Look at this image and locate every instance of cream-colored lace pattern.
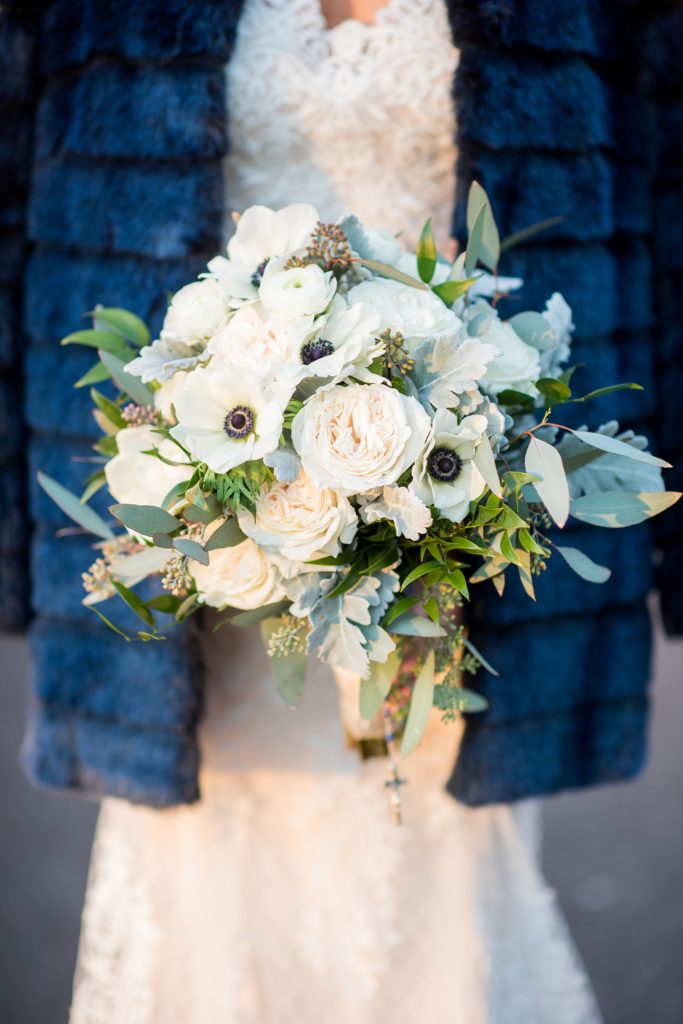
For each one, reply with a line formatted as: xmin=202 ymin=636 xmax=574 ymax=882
xmin=70 ymin=2 xmax=604 ymax=1021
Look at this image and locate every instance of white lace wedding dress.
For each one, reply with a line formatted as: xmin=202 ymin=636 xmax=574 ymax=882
xmin=70 ymin=2 xmax=603 ymax=1022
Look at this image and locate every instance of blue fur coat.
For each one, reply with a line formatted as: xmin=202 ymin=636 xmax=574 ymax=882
xmin=2 ymin=0 xmax=681 ymax=806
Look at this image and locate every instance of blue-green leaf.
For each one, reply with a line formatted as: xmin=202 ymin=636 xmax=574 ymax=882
xmin=389 ymin=613 xmax=446 ymax=637
xmin=508 ymin=312 xmax=555 ymax=351
xmin=111 ymin=579 xmax=155 ymax=625
xmin=555 ymin=545 xmax=611 ymax=583
xmin=466 ymin=181 xmax=500 ymax=271
xmin=572 ymin=429 xmax=670 ymax=468
xmin=99 ymin=350 xmax=154 ymax=406
xmin=231 ymin=600 xmax=291 ymax=627
xmin=89 ymin=307 xmax=150 ymax=347
xmin=401 ymin=652 xmax=435 ymax=756
xmin=525 ymin=436 xmax=569 ymax=527
xmin=204 ymin=517 xmax=246 ymax=551
xmin=110 ymin=503 xmax=180 ymax=536
xmin=173 ymin=537 xmax=209 ymax=565
xmin=465 ymin=202 xmax=487 ymax=276
xmin=570 ymin=490 xmax=681 ymax=528
xmin=38 ymin=471 xmax=114 ymax=540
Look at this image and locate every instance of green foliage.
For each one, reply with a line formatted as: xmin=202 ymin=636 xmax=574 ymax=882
xmin=110 ymin=503 xmax=180 ymax=536
xmin=400 ymin=652 xmax=435 ymax=756
xmin=416 ymin=217 xmax=437 ymax=283
xmin=466 ymin=181 xmax=500 ymax=271
xmin=37 ymin=472 xmax=114 ymax=540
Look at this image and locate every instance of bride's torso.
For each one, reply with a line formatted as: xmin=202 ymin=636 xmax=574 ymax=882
xmin=200 ymin=0 xmax=460 ymax=779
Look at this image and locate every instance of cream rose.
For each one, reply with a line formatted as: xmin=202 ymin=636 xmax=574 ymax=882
xmin=237 ymin=470 xmax=358 ymax=573
xmin=192 ymin=531 xmax=285 ymax=610
xmin=208 ymin=302 xmax=314 ymax=384
xmin=348 ymin=277 xmax=461 ymax=340
xmin=292 ymin=383 xmax=431 ymax=496
xmin=160 ymin=278 xmax=230 ymax=347
xmin=105 ymin=425 xmax=190 ymax=510
xmin=480 ymin=318 xmax=541 ymax=396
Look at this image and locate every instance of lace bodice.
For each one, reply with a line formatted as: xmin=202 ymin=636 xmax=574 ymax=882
xmin=224 ymin=0 xmax=459 ymax=249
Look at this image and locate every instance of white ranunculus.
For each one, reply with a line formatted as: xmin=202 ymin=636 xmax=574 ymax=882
xmin=259 ymin=256 xmax=337 ymax=317
xmin=161 ymin=279 xmax=230 ymax=347
xmin=170 ymin=364 xmax=286 ymax=473
xmin=237 ymin=470 xmax=357 ymax=574
xmin=359 ymin=485 xmax=432 ymax=540
xmin=412 ymin=411 xmax=489 ymax=523
xmin=292 ymin=382 xmax=431 ymax=496
xmin=347 ymin=277 xmax=461 ymax=341
xmin=153 ymin=371 xmax=190 ymax=424
xmin=208 ymin=302 xmax=314 ymax=384
xmin=192 ymin=530 xmax=286 ymax=610
xmin=105 ymin=425 xmax=190 ymax=510
xmin=208 ymin=203 xmax=320 ymax=305
xmin=479 ymin=317 xmax=541 ymax=396
xmin=285 ymin=296 xmax=383 ymax=384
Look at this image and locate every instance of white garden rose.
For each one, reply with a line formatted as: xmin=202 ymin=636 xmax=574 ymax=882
xmin=348 ymin=277 xmax=461 ymax=341
xmin=208 ymin=203 xmax=319 ymax=305
xmin=292 ymin=382 xmax=431 ymax=496
xmin=161 ymin=278 xmax=230 ymax=347
xmin=237 ymin=470 xmax=358 ymax=574
xmin=170 ymin=364 xmax=287 ymax=473
xmin=192 ymin=530 xmax=285 ymax=610
xmin=479 ymin=317 xmax=541 ymax=396
xmin=105 ymin=425 xmax=190 ymax=510
xmin=259 ymin=256 xmax=337 ymax=317
xmin=412 ymin=411 xmax=489 ymax=523
xmin=208 ymin=302 xmax=314 ymax=384
xmin=153 ymin=371 xmax=190 ymax=424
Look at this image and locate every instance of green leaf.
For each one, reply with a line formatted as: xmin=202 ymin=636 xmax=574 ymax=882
xmin=466 ymin=181 xmax=500 ymax=270
xmin=570 ymin=490 xmax=681 ymax=528
xmin=572 ymin=429 xmax=670 ymax=468
xmin=360 ymin=649 xmax=402 ymax=722
xmin=37 ymin=471 xmax=115 ymax=540
xmin=89 ymin=307 xmax=150 ymax=347
xmin=401 ymin=652 xmax=435 ymax=756
xmin=151 ymin=531 xmax=175 ymax=548
xmin=389 ymin=613 xmax=446 ymax=638
xmin=555 ymin=545 xmax=611 ymax=583
xmin=80 ymin=469 xmax=107 ymax=504
xmin=446 ymin=569 xmax=469 ymax=599
xmin=173 ymin=537 xmax=209 ymax=565
xmin=508 ymin=312 xmax=555 ymax=350
xmin=146 ymin=594 xmax=183 ymax=614
xmin=422 ymin=597 xmax=440 ymax=623
xmin=496 ymin=389 xmax=535 ymax=408
xmin=111 ymin=579 xmax=155 ymax=626
xmin=260 ymin=618 xmax=307 ymax=706
xmin=99 ymin=350 xmax=154 ymax=407
xmin=204 ymin=516 xmax=246 ymax=550
xmin=357 ymin=257 xmax=428 ymax=290
xmin=496 ymin=504 xmax=529 ymax=530
xmin=571 ymin=382 xmax=643 ymax=404
xmin=518 ymin=528 xmax=547 ymax=555
xmin=432 ymin=276 xmax=480 ymax=306
xmin=382 ymin=595 xmax=418 ymax=627
xmin=525 ymin=436 xmax=569 ymax=527
xmin=416 ymin=217 xmax=437 ymax=283
xmin=90 ymin=388 xmax=127 ymax=429
xmin=463 ymin=637 xmax=500 ymax=676
xmin=175 ymin=592 xmax=200 ymax=621
xmin=400 ymin=559 xmax=443 ymax=591
xmin=535 ymin=377 xmax=572 ymax=405
xmin=465 ymin=201 xmax=488 ymax=276
xmin=435 ymin=684 xmax=489 ymax=713
xmin=230 ymin=600 xmax=291 ymax=627
xmin=61 ymin=329 xmax=132 ymax=357
xmin=499 ymin=216 xmax=565 ymax=254
xmin=88 ymin=605 xmax=133 ymax=640
xmin=110 ymin=503 xmax=180 ymax=536
xmin=75 ymin=361 xmax=110 ymax=388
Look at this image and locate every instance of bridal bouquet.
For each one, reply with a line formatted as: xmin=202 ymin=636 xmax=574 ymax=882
xmin=40 ymin=184 xmax=680 ymax=764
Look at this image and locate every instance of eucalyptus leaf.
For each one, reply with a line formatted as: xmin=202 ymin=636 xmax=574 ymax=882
xmin=466 ymin=181 xmax=500 ymax=270
xmin=260 ymin=618 xmax=307 ymax=706
xmin=109 ymin=546 xmax=168 ymax=579
xmin=204 ymin=517 xmax=246 ymax=550
xmin=499 ymin=215 xmax=565 ymax=253
xmin=525 ymin=436 xmax=569 ymax=527
xmin=463 ymin=637 xmax=500 ymax=676
xmin=401 ymin=652 xmax=435 ymax=756
xmin=572 ymin=429 xmax=670 ymax=468
xmin=38 ymin=471 xmax=114 ymax=540
xmin=570 ymin=490 xmax=681 ymax=528
xmin=389 ymin=612 xmax=446 ymax=638
xmin=555 ymin=545 xmax=612 ymax=583
xmin=173 ymin=537 xmax=209 ymax=565
xmin=357 ymin=257 xmax=428 ymax=290
xmin=99 ymin=350 xmax=154 ymax=407
xmin=508 ymin=312 xmax=555 ymax=351
xmin=110 ymin=503 xmax=180 ymax=536
xmin=465 ymin=202 xmax=487 ymax=276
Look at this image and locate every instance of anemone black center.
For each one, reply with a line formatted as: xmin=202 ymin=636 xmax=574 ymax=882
xmin=427 ymin=446 xmax=463 ymax=483
xmin=250 ymin=259 xmax=269 ymax=288
xmin=224 ymin=405 xmax=255 ymax=440
xmin=301 ymin=338 xmax=335 ymax=365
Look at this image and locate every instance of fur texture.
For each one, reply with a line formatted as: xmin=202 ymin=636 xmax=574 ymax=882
xmin=4 ymin=0 xmax=682 ymax=806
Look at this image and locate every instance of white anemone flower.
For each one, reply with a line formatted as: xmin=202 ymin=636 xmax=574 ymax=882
xmin=259 ymin=256 xmax=337 ymax=317
xmin=207 ymin=302 xmax=314 ymax=385
xmin=170 ymin=364 xmax=286 ymax=473
xmin=285 ymin=296 xmax=383 ymax=384
xmin=207 ymin=203 xmax=319 ymax=306
xmin=412 ymin=411 xmax=489 ymax=523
